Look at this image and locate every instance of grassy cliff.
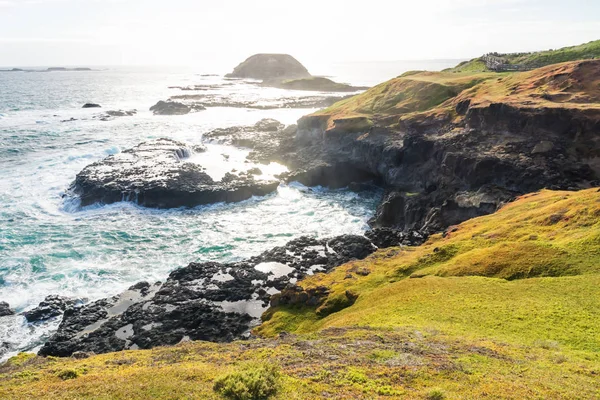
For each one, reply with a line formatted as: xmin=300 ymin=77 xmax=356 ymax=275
xmin=447 ymin=39 xmax=600 ymax=73
xmin=303 ymin=59 xmax=600 ymax=133
xmin=1 ymin=188 xmax=599 ymax=399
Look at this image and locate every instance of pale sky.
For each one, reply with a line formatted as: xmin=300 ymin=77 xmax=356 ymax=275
xmin=0 ymin=0 xmax=598 ymax=68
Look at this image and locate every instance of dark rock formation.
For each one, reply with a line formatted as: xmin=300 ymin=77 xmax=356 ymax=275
xmin=82 ymin=103 xmax=101 ymax=108
xmin=23 ymin=295 xmax=79 ymax=323
xmin=226 ymin=54 xmax=311 ymax=81
xmin=267 ymin=77 xmax=368 ymax=93
xmin=285 ymin=101 xmax=600 ymax=233
xmin=150 ymin=100 xmax=202 ymax=115
xmin=95 ymin=110 xmax=137 ymax=121
xmin=365 ymin=228 xmax=427 ymax=248
xmin=70 ymin=138 xmax=279 ymax=208
xmin=0 ymin=302 xmax=14 ymax=317
xmin=39 ymin=234 xmax=378 ymax=357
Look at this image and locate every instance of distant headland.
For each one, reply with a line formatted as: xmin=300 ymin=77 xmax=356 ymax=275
xmin=0 ymin=67 xmax=95 ymax=72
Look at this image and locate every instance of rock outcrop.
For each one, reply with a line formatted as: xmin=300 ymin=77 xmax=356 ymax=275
xmin=70 ymin=138 xmax=279 ymax=208
xmin=23 ymin=295 xmax=79 ymax=323
xmin=281 ymin=61 xmax=600 ymax=233
xmin=150 ymin=100 xmax=204 ymax=115
xmin=39 ymin=234 xmax=378 ymax=357
xmin=226 ymin=54 xmax=311 ymax=81
xmin=0 ymin=302 xmax=14 ymax=317
xmin=267 ymin=77 xmax=368 ymax=93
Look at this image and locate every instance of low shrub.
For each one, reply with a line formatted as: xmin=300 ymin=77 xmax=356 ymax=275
xmin=213 ymin=362 xmax=280 ymax=400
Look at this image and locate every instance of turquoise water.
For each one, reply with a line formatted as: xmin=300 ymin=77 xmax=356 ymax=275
xmin=0 ymin=61 xmax=459 ymax=357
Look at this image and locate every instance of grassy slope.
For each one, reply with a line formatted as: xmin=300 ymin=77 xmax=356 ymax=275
xmin=1 ymin=188 xmax=599 ymax=399
xmin=309 ymin=59 xmax=600 ymax=131
xmin=446 ymin=39 xmax=600 ymax=73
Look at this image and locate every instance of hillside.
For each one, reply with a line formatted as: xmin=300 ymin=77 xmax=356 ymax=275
xmin=1 ymin=188 xmax=599 ymax=399
xmin=447 ymin=39 xmax=600 ymax=73
xmin=308 ymin=59 xmax=600 ymax=131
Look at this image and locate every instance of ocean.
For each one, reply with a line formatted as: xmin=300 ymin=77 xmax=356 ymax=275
xmin=0 ymin=59 xmax=462 ymax=359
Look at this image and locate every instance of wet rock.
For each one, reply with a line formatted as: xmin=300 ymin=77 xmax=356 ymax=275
xmin=254 ymin=118 xmax=284 ymax=132
xmin=150 ymin=100 xmax=193 ymax=115
xmin=226 ymin=54 xmax=311 ymax=81
xmin=39 ymin=234 xmax=378 ymax=357
xmin=70 ymin=138 xmax=279 ymax=208
xmin=82 ymin=103 xmax=101 ymax=108
xmin=23 ymin=295 xmax=79 ymax=323
xmin=365 ymin=228 xmax=427 ymax=248
xmin=0 ymin=302 xmax=14 ymax=317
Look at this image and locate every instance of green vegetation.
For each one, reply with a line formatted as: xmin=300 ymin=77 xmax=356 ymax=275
xmin=213 ymin=362 xmax=280 ymax=400
xmin=306 ymin=57 xmax=600 ymax=134
xmin=56 ymin=369 xmax=80 ymax=380
xmin=446 ymin=39 xmax=600 ymax=72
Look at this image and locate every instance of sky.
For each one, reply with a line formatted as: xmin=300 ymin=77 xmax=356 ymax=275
xmin=0 ymin=0 xmax=599 ymax=69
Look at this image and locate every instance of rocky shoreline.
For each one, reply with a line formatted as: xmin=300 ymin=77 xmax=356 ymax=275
xmin=34 ymin=232 xmax=425 ymax=357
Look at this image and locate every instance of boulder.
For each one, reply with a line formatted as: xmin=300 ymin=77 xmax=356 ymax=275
xmin=82 ymin=103 xmax=101 ymax=108
xmin=226 ymin=54 xmax=311 ymax=81
xmin=23 ymin=295 xmax=79 ymax=323
xmin=0 ymin=302 xmax=14 ymax=317
xmin=70 ymin=138 xmax=280 ymax=208
xmin=149 ymin=100 xmax=193 ymax=115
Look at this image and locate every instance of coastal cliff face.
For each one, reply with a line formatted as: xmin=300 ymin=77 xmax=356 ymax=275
xmin=288 ymin=60 xmax=600 ymax=233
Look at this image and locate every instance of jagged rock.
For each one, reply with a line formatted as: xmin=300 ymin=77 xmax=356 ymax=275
xmin=23 ymin=295 xmax=79 ymax=322
xmin=70 ymin=138 xmax=279 ymax=208
xmin=0 ymin=302 xmax=14 ymax=317
xmin=365 ymin=228 xmax=426 ymax=248
xmin=226 ymin=54 xmax=311 ymax=80
xmin=82 ymin=103 xmax=101 ymax=108
xmin=254 ymin=118 xmax=284 ymax=132
xmin=150 ymin=100 xmax=196 ymax=115
xmin=39 ymin=234 xmax=378 ymax=357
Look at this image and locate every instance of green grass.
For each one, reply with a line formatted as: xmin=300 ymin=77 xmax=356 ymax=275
xmin=259 ymin=188 xmax=600 ymax=351
xmin=445 ymin=39 xmax=600 ymax=72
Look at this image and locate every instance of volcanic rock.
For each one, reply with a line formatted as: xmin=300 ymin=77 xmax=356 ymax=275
xmin=23 ymin=295 xmax=79 ymax=323
xmin=38 ymin=234 xmax=378 ymax=357
xmin=0 ymin=302 xmax=14 ymax=317
xmin=150 ymin=100 xmax=198 ymax=115
xmin=70 ymin=138 xmax=279 ymax=208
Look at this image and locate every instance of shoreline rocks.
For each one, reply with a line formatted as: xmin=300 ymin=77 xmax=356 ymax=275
xmin=23 ymin=295 xmax=79 ymax=323
xmin=70 ymin=138 xmax=279 ymax=208
xmin=38 ymin=234 xmax=384 ymax=357
xmin=0 ymin=302 xmax=14 ymax=317
xmin=150 ymin=100 xmax=205 ymax=115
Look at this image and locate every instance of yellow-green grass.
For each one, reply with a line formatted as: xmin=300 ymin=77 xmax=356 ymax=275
xmin=445 ymin=39 xmax=600 ymax=73
xmin=309 ymin=59 xmax=600 ymax=132
xmin=1 ymin=327 xmax=599 ymax=399
xmin=259 ymin=189 xmax=600 ymax=347
xmin=313 ymin=71 xmax=496 ymax=124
